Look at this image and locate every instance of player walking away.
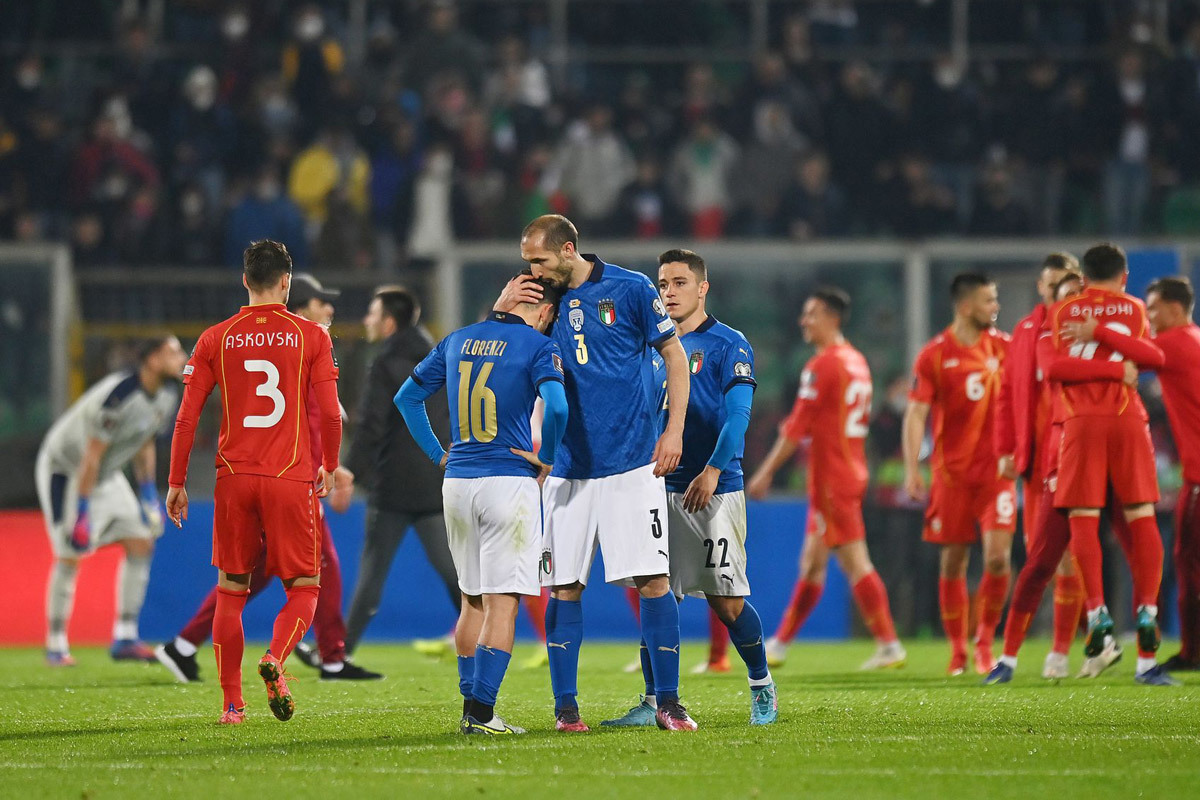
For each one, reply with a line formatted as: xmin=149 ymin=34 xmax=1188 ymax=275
xmin=992 ymin=254 xmax=1087 ymax=679
xmin=496 ymin=214 xmax=694 ymax=732
xmin=747 ymin=288 xmax=905 ymax=672
xmin=984 ymin=273 xmax=1142 ymax=684
xmin=155 ymin=275 xmax=381 ymax=683
xmin=166 ymin=240 xmax=348 ymax=724
xmin=604 ymin=250 xmax=777 ymax=728
xmin=37 ymin=336 xmax=186 ymax=666
xmin=1146 ymin=277 xmax=1200 ymax=672
xmin=342 ymin=286 xmax=462 ymax=659
xmin=394 ymin=276 xmax=569 ymax=735
xmin=1048 ymin=243 xmax=1177 ymax=687
xmin=903 ymin=273 xmax=1014 ymax=676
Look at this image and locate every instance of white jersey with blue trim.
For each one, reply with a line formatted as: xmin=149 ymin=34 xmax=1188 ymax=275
xmin=552 ymin=254 xmax=676 ymax=479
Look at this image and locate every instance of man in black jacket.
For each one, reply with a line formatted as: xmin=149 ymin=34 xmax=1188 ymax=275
xmin=343 ymin=286 xmax=461 ymax=654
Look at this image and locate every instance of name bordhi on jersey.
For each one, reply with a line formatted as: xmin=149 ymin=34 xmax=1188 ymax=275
xmin=1051 ymin=286 xmax=1150 ymax=420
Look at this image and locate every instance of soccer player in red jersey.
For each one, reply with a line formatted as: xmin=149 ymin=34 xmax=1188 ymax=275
xmin=748 ymin=288 xmax=904 ymax=671
xmin=1145 ymin=277 xmax=1200 ymax=672
xmin=165 ymin=240 xmax=347 ymax=723
xmin=903 ymin=273 xmax=1014 ymax=676
xmin=1048 ymin=242 xmax=1176 ymax=686
xmin=993 ymin=253 xmax=1086 ymax=678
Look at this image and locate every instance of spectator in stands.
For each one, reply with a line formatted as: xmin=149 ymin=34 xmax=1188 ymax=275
xmin=668 ymin=115 xmax=740 ymax=239
xmin=168 ymin=65 xmax=237 ymax=208
xmin=396 ymin=140 xmax=468 ymax=266
xmin=484 ymin=35 xmax=551 ymax=111
xmin=404 ymin=0 xmax=485 ymax=97
xmin=111 ymin=20 xmax=173 ymax=144
xmin=777 ymin=150 xmax=848 ymax=240
xmin=615 ymin=154 xmax=678 ymax=238
xmin=912 ymin=54 xmax=984 ymax=225
xmin=672 ymin=62 xmax=729 ymax=134
xmin=730 ymin=99 xmax=807 ymax=235
xmin=547 ymin=104 xmax=634 ymax=235
xmin=215 ymin=5 xmax=258 ymax=111
xmin=968 ymin=157 xmax=1032 ymax=236
xmin=14 ymin=108 xmax=69 ymax=234
xmin=823 ymin=62 xmax=893 ymax=230
xmin=70 ymin=210 xmax=110 ymax=266
xmin=733 ymin=51 xmax=822 ymax=146
xmin=287 ymin=125 xmax=371 ymax=236
xmin=455 ymin=108 xmax=507 ymax=238
xmin=1167 ymin=21 xmax=1200 ymax=182
xmin=615 ymin=71 xmax=675 ymax=156
xmin=68 ymin=111 xmax=160 ymax=220
xmin=1003 ymin=57 xmax=1067 ymax=232
xmin=282 ymin=4 xmax=345 ymax=134
xmin=884 ymin=152 xmax=957 ymax=238
xmin=1099 ymin=48 xmax=1164 ymax=235
xmin=1056 ymin=75 xmax=1108 ymax=231
xmin=224 ymin=165 xmax=307 ymax=266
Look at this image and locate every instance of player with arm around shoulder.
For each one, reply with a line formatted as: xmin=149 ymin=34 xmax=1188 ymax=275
xmin=746 ymin=287 xmax=905 ymax=673
xmin=394 ymin=275 xmax=569 ymax=735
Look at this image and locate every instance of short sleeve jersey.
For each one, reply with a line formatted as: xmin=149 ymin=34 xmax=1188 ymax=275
xmin=910 ymin=326 xmax=1010 ymax=485
xmin=551 ymin=255 xmax=676 ymax=479
xmin=411 ymin=311 xmax=565 ymax=479
xmin=781 ymin=342 xmax=872 ymax=498
xmin=1049 ymin=286 xmax=1151 ymax=420
xmin=1154 ymin=322 xmax=1200 ymax=485
xmin=183 ymin=302 xmax=339 ymax=482
xmin=39 ymin=371 xmax=178 ymax=479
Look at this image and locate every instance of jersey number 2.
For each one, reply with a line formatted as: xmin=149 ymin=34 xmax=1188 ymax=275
xmin=243 ymin=360 xmax=285 ymax=429
xmin=457 ymin=362 xmax=498 ymax=443
xmin=844 ymin=379 xmax=871 ymax=438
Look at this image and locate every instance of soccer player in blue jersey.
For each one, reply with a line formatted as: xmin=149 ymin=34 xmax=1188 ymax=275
xmin=395 ymin=275 xmax=570 ymax=735
xmin=496 ymin=214 xmax=694 ymax=732
xmin=604 ymin=249 xmax=777 ymax=727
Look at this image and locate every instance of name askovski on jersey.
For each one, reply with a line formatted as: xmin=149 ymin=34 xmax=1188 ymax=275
xmin=224 ymin=331 xmax=301 ymax=349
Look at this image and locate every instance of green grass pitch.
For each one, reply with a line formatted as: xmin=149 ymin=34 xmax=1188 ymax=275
xmin=3 ymin=639 xmax=1199 ymax=799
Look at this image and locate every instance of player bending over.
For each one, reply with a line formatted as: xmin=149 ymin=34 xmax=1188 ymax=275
xmin=166 ymin=240 xmax=347 ymax=723
xmin=37 ymin=336 xmax=186 ymax=665
xmin=604 ymin=249 xmax=776 ymax=727
xmin=748 ymin=287 xmax=905 ymax=671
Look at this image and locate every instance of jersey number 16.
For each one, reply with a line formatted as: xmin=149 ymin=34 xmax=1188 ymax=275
xmin=457 ymin=361 xmax=498 ymax=443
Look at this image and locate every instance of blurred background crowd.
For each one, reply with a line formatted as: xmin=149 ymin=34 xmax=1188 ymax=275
xmin=6 ymin=1 xmax=1200 ymax=273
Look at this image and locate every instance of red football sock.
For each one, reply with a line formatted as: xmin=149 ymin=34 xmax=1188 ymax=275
xmin=269 ymin=585 xmax=320 ymax=665
xmin=774 ymin=579 xmax=823 ymax=643
xmin=1126 ymin=515 xmax=1164 ymax=608
xmin=974 ymin=571 xmax=1010 ymax=647
xmin=851 ymin=571 xmax=897 ymax=644
xmin=1068 ymin=515 xmax=1105 ymax=611
xmin=523 ymin=591 xmax=548 ymax=642
xmin=625 ymin=587 xmax=641 ymax=622
xmin=938 ymin=577 xmax=968 ymax=657
xmin=213 ymin=587 xmax=249 ymax=710
xmin=708 ymin=609 xmax=729 ymax=663
xmin=1051 ymin=572 xmax=1084 ymax=654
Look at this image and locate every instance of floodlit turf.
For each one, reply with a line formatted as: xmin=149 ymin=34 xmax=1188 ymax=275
xmin=2 ymin=639 xmax=1198 ymax=799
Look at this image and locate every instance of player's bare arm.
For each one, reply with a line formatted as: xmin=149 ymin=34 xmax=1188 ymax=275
xmin=132 ymin=439 xmax=155 ymax=484
xmin=165 ymin=486 xmax=188 ymax=528
xmin=510 ymin=448 xmax=552 ymax=486
xmin=493 ymin=273 xmax=544 ymax=313
xmin=747 ymin=435 xmax=799 ymax=500
xmin=901 ymin=400 xmax=931 ymax=500
xmin=682 ymin=465 xmax=721 ymax=513
xmin=76 ymin=436 xmax=109 ymax=499
xmin=328 ymin=465 xmax=355 ymax=513
xmin=652 ymin=335 xmax=690 ymax=477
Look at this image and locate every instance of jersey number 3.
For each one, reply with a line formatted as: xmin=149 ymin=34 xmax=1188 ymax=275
xmin=457 ymin=361 xmax=498 ymax=443
xmin=243 ymin=360 xmax=285 ymax=429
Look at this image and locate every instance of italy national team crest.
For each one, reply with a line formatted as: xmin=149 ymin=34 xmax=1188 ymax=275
xmin=540 ymin=549 xmax=553 ymax=575
xmin=689 ymin=350 xmax=704 ymax=374
xmin=598 ymin=299 xmax=616 ymax=326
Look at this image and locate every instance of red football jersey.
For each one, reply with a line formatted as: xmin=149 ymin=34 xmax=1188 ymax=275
xmin=1049 ymin=286 xmax=1151 ymax=419
xmin=781 ymin=341 xmax=872 ymax=498
xmin=1155 ymin=322 xmax=1200 ymax=485
xmin=177 ymin=303 xmax=339 ymax=483
xmin=910 ymin=326 xmax=1010 ymax=485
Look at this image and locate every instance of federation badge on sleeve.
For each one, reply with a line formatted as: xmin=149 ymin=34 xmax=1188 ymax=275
xmin=733 ymin=362 xmax=752 ymax=377
xmin=552 ymin=353 xmax=564 ymax=373
xmin=689 ymin=350 xmax=704 ymax=374
xmin=568 ymin=307 xmax=584 ymax=331
xmin=598 ymin=299 xmax=616 ymax=326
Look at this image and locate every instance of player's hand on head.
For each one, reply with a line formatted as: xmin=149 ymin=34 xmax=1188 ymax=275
xmin=652 ymin=429 xmax=683 ymax=477
xmin=1122 ymin=359 xmax=1138 ymax=386
xmin=683 ymin=466 xmax=720 ymax=513
xmin=165 ymin=487 xmax=189 ymax=528
xmin=494 ymin=274 xmax=544 ymax=313
xmin=997 ymin=454 xmax=1017 ymax=481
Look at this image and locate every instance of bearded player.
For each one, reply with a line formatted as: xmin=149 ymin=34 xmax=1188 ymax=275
xmin=166 ymin=240 xmax=347 ymax=723
xmin=746 ymin=287 xmax=904 ymax=671
xmin=903 ymin=273 xmax=1013 ymax=676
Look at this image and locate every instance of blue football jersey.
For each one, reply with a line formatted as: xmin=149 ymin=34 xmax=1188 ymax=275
xmin=411 ymin=312 xmax=564 ymax=479
xmin=551 ymin=255 xmax=676 ymax=479
xmin=659 ymin=316 xmax=756 ymax=494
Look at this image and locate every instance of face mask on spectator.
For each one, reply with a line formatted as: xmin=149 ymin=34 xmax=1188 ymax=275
xmin=223 ymin=11 xmax=249 ymax=41
xmin=186 ymin=67 xmax=218 ymax=111
xmin=296 ymin=13 xmax=324 ymax=42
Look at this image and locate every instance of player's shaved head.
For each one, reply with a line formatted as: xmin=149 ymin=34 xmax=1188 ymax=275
xmin=1081 ymin=242 xmax=1127 ymax=282
xmin=658 ymin=248 xmax=707 ymax=282
xmin=243 ymin=239 xmax=293 ymax=292
xmin=522 ymin=214 xmax=578 ymax=253
xmin=810 ymin=286 xmax=850 ymax=323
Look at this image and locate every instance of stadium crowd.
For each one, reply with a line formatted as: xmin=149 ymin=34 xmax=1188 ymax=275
xmin=6 ymin=2 xmax=1200 ymax=272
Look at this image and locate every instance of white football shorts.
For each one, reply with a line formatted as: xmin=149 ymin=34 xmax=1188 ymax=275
xmin=667 ymin=490 xmax=751 ymax=598
xmin=442 ymin=475 xmax=542 ymax=596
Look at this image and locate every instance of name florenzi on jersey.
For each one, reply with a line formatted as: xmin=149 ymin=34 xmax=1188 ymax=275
xmin=460 ymin=338 xmax=508 ymax=357
xmin=225 ymin=331 xmax=300 ymax=349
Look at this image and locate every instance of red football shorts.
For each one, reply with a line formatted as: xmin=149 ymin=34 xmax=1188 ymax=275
xmin=213 ymin=474 xmax=321 ymax=579
xmin=806 ymin=484 xmax=865 ymax=548
xmin=1054 ymin=415 xmax=1159 ymax=509
xmin=923 ymin=475 xmax=1017 ymax=545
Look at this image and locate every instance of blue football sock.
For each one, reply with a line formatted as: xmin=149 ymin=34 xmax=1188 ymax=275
xmin=727 ymin=601 xmax=771 ymax=685
xmin=545 ymin=597 xmax=583 ymax=710
xmin=639 ymin=638 xmax=655 ymax=698
xmin=457 ymin=655 xmax=475 ymax=714
xmin=639 ymin=593 xmax=680 ymax=704
xmin=471 ymin=645 xmax=512 ymax=721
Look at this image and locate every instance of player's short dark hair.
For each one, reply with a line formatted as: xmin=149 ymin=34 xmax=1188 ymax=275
xmin=522 ymin=214 xmax=578 ymax=252
xmin=1053 ymin=272 xmax=1083 ymax=299
xmin=1081 ymin=242 xmax=1127 ymax=281
xmin=136 ymin=334 xmax=175 ymax=363
xmin=1147 ymin=276 xmax=1195 ymax=314
xmin=1041 ymin=251 xmax=1080 ymax=276
xmin=243 ymin=239 xmax=293 ymax=291
xmin=810 ymin=286 xmax=851 ymax=322
xmin=950 ymin=272 xmax=994 ymax=303
xmin=374 ymin=286 xmax=420 ymax=329
xmin=517 ymin=269 xmax=566 ymax=313
xmin=658 ymin=248 xmax=707 ymax=282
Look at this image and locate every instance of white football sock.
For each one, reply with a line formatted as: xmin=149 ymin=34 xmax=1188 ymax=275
xmin=46 ymin=561 xmax=78 ymax=651
xmin=114 ymin=551 xmax=152 ymax=641
xmin=173 ymin=636 xmax=198 ymax=657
